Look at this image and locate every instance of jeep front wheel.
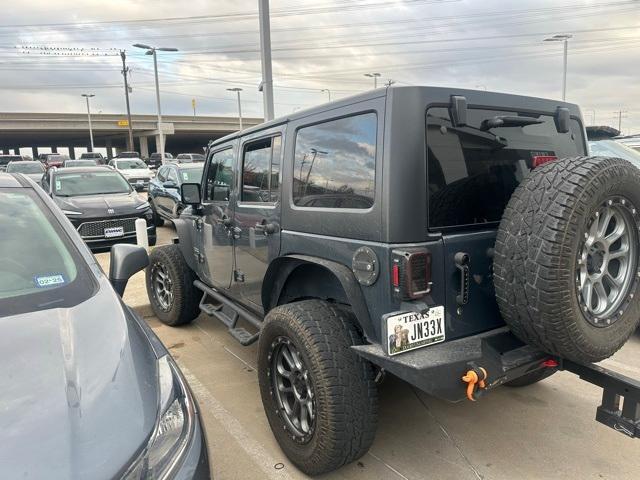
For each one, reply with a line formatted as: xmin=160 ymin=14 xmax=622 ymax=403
xmin=257 ymin=300 xmax=378 ymax=476
xmin=145 ymin=245 xmax=200 ymax=326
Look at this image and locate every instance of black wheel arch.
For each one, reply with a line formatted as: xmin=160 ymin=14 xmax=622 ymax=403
xmin=262 ymin=255 xmax=376 ymax=341
xmin=172 ymin=218 xmax=198 ymax=272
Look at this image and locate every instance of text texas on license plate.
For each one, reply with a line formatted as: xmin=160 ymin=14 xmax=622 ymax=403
xmin=385 ymin=306 xmax=445 ymax=356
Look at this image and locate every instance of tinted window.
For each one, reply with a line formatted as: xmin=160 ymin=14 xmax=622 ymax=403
xmin=241 ymin=135 xmax=281 ymax=203
xmin=427 ymin=107 xmax=586 ymax=228
xmin=0 ymin=189 xmax=95 ymax=316
xmin=7 ymin=162 xmax=44 ymax=174
xmin=293 ymin=113 xmax=376 ymax=209
xmin=205 ymin=148 xmax=234 ymax=201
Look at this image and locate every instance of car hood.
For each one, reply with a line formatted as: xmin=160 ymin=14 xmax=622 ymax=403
xmin=119 ymin=168 xmax=152 ymax=178
xmin=0 ymin=277 xmax=159 ymax=479
xmin=56 ymin=193 xmax=145 ymax=217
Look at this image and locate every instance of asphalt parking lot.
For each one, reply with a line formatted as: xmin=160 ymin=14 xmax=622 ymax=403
xmin=96 ymin=225 xmax=640 ymax=480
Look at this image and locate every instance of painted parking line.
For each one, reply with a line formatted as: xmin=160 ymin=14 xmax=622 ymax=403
xmin=181 ymin=366 xmax=295 ymax=480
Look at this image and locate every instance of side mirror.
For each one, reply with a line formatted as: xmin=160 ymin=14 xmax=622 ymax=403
xmin=163 ymin=180 xmax=178 ymax=189
xmin=181 ymin=182 xmax=202 ymax=205
xmin=109 ymin=244 xmax=149 ymax=296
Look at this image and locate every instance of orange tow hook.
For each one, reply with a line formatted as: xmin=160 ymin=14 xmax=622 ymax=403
xmin=461 ymin=367 xmax=488 ymax=402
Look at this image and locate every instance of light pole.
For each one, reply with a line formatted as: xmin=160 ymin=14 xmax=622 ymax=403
xmin=81 ymin=93 xmax=95 ymax=152
xmin=227 ymin=88 xmax=244 ymax=130
xmin=364 ymin=73 xmax=381 ymax=89
xmin=321 ymin=88 xmax=331 ymax=102
xmin=544 ymin=34 xmax=572 ymax=101
xmin=133 ymin=43 xmax=178 ymax=159
xmin=119 ymin=50 xmax=134 ymax=151
xmin=258 ymin=0 xmax=274 ymax=121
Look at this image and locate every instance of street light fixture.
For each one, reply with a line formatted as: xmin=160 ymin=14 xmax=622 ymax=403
xmin=544 ymin=34 xmax=572 ymax=101
xmin=364 ymin=73 xmax=381 ymax=89
xmin=81 ymin=93 xmax=95 ymax=152
xmin=226 ymin=88 xmax=244 ymax=131
xmin=133 ymin=43 xmax=178 ymax=159
xmin=321 ymin=88 xmax=331 ymax=102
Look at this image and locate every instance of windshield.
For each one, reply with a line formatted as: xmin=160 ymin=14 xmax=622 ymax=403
xmin=0 ymin=189 xmax=95 ymax=315
xmin=589 ymin=140 xmax=640 ymax=168
xmin=65 ymin=160 xmax=97 ymax=167
xmin=179 ymin=167 xmax=204 ymax=183
xmin=54 ymin=171 xmax=132 ymax=196
xmin=116 ymin=159 xmax=146 ymax=169
xmin=0 ymin=156 xmax=22 ymax=165
xmin=6 ymin=162 xmax=44 ymax=174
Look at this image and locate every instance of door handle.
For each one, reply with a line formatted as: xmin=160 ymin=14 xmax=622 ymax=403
xmin=255 ymin=220 xmax=278 ymax=235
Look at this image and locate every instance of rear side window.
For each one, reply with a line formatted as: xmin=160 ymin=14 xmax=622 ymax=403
xmin=293 ymin=113 xmax=376 ymax=209
xmin=204 ymin=148 xmax=234 ymax=201
xmin=241 ymin=135 xmax=281 ymax=204
xmin=427 ymin=107 xmax=586 ymax=228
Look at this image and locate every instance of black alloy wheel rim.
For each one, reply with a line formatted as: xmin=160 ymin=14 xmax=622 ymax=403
xmin=268 ymin=336 xmax=316 ymax=443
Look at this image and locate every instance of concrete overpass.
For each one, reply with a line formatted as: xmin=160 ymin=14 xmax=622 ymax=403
xmin=0 ymin=112 xmax=262 ymax=158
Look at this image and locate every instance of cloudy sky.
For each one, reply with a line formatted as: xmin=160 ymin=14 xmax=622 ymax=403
xmin=1 ymin=0 xmax=639 ymax=134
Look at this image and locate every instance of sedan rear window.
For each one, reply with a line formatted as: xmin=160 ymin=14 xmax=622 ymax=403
xmin=54 ymin=171 xmax=131 ymax=196
xmin=7 ymin=162 xmax=44 ymax=174
xmin=0 ymin=189 xmax=95 ymax=316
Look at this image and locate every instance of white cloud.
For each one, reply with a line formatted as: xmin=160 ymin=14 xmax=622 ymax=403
xmin=0 ymin=0 xmax=638 ymax=133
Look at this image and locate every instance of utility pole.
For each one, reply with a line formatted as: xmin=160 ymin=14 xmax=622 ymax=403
xmin=120 ymin=50 xmax=134 ymax=151
xmin=258 ymin=0 xmax=274 ymax=121
xmin=192 ymin=98 xmax=196 ymax=117
xmin=81 ymin=94 xmax=95 ymax=152
xmin=613 ymin=110 xmax=628 ymax=133
xmin=227 ymin=88 xmax=244 ymax=130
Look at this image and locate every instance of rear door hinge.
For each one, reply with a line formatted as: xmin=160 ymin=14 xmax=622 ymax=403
xmin=234 ymin=270 xmax=245 ymax=282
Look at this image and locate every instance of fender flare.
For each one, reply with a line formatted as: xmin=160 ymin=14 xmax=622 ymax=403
xmin=172 ymin=218 xmax=198 ymax=272
xmin=262 ymin=254 xmax=376 ymax=341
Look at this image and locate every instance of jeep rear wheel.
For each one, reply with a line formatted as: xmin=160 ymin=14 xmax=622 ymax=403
xmin=145 ymin=245 xmax=200 ymax=326
xmin=494 ymin=156 xmax=640 ymax=363
xmin=257 ymin=300 xmax=378 ymax=476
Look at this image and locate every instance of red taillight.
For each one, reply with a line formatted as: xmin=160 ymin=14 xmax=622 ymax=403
xmin=391 ymin=249 xmax=432 ymax=300
xmin=392 ymin=264 xmax=400 ymax=288
xmin=532 ymin=155 xmax=557 ymax=168
xmin=542 ymin=359 xmax=559 ymax=368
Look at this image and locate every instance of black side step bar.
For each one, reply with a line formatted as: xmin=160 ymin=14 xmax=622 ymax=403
xmin=194 ymin=280 xmax=263 ymax=346
xmin=562 ymin=359 xmax=640 ymax=439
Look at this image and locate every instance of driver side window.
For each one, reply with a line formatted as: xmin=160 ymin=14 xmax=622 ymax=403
xmin=205 ymin=148 xmax=234 ymax=202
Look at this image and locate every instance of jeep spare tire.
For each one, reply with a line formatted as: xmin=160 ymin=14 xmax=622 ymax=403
xmin=494 ymin=156 xmax=640 ymax=363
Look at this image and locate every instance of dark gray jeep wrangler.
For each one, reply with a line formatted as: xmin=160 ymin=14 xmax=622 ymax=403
xmin=146 ymin=86 xmax=640 ymax=475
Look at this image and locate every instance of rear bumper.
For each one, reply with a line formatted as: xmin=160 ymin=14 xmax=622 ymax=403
xmin=352 ymin=327 xmax=550 ymax=402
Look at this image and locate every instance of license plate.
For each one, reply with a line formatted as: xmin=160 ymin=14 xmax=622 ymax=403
xmin=104 ymin=226 xmax=124 ymax=238
xmin=385 ymin=306 xmax=445 ymax=356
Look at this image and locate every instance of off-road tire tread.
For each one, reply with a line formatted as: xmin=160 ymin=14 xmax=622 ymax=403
xmin=146 ymin=244 xmax=199 ymax=326
xmin=494 ymin=156 xmax=640 ymax=363
xmin=258 ymin=300 xmax=378 ymax=476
